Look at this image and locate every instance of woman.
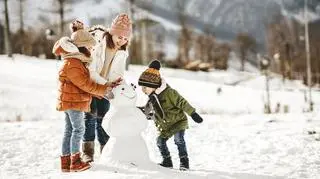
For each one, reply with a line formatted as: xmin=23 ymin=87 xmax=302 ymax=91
xmin=53 ymin=20 xmax=121 ymax=172
xmin=82 ymin=13 xmax=132 ymax=163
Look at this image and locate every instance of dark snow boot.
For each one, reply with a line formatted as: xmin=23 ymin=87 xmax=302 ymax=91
xmin=159 ymin=157 xmax=173 ymax=168
xmin=100 ymin=144 xmax=105 ymax=154
xmin=82 ymin=141 xmax=94 ymax=163
xmin=179 ymin=157 xmax=189 ymax=170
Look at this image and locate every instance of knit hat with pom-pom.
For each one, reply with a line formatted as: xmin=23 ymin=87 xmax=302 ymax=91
xmin=110 ymin=13 xmax=132 ymax=38
xmin=70 ymin=20 xmax=96 ymax=48
xmin=138 ymin=60 xmax=162 ymax=88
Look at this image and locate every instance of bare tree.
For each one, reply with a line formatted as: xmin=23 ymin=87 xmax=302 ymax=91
xmin=126 ymin=0 xmax=136 ymax=69
xmin=235 ymin=32 xmax=256 ymax=71
xmin=17 ymin=0 xmax=27 ymax=54
xmin=4 ymin=0 xmax=12 ymax=57
xmin=58 ymin=0 xmax=65 ymax=35
xmin=39 ymin=0 xmax=73 ymax=36
xmin=176 ymin=0 xmax=193 ymax=65
xmin=206 ymin=33 xmax=216 ymax=64
xmin=194 ymin=32 xmax=216 ymax=64
xmin=266 ymin=15 xmax=304 ymax=81
xmin=194 ymin=34 xmax=206 ymax=61
xmin=19 ymin=0 xmax=25 ymax=36
xmin=177 ymin=27 xmax=193 ymax=64
xmin=0 ymin=23 xmax=4 ymax=54
xmin=213 ymin=43 xmax=231 ymax=70
xmin=266 ymin=12 xmax=320 ymax=87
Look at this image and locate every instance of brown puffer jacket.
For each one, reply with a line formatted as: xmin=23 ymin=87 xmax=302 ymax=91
xmin=57 ymin=58 xmax=109 ymax=112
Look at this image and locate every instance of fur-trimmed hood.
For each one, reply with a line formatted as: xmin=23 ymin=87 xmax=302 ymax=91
xmin=52 ymin=37 xmax=92 ymax=63
xmin=155 ymin=77 xmax=167 ymax=95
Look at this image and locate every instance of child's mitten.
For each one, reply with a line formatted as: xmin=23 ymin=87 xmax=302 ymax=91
xmin=191 ymin=112 xmax=203 ymax=123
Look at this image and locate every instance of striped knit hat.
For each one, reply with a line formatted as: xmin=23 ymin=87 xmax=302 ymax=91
xmin=138 ymin=60 xmax=162 ymax=88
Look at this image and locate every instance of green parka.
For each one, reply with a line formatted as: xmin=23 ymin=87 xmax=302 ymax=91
xmin=152 ymin=85 xmax=195 ymax=138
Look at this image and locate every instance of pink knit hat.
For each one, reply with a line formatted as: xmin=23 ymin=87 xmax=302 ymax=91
xmin=109 ymin=13 xmax=132 ymax=38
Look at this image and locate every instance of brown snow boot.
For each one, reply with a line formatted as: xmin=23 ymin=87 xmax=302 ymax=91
xmin=82 ymin=141 xmax=95 ymax=163
xmin=60 ymin=155 xmax=71 ymax=172
xmin=70 ymin=152 xmax=91 ymax=172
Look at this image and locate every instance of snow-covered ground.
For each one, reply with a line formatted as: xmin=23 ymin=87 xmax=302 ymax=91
xmin=1 ymin=55 xmax=320 ymax=179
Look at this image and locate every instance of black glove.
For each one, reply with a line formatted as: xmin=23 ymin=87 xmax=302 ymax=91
xmin=191 ymin=112 xmax=203 ymax=123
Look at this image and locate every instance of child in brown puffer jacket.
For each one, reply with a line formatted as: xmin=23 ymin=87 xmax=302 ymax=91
xmin=53 ymin=20 xmax=121 ymax=172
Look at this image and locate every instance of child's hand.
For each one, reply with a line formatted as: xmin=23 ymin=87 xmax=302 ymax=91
xmin=191 ymin=112 xmax=203 ymax=123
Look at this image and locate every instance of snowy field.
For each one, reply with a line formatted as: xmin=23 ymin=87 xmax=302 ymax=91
xmin=0 ymin=55 xmax=320 ymax=179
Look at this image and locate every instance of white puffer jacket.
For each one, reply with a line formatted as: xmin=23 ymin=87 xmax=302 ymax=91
xmin=88 ymin=36 xmax=128 ymax=85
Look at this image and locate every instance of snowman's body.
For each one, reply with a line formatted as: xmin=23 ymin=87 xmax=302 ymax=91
xmin=100 ymin=82 xmax=151 ymax=168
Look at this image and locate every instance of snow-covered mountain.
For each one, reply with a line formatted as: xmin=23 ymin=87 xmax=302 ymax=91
xmin=134 ymin=0 xmax=320 ymax=45
xmin=135 ymin=0 xmax=280 ymax=43
xmin=281 ymin=0 xmax=320 ymax=23
xmin=1 ymin=0 xmax=320 ymax=50
xmin=0 ymin=0 xmax=127 ymax=31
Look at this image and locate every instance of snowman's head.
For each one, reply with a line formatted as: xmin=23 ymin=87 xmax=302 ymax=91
xmin=110 ymin=83 xmax=137 ymax=108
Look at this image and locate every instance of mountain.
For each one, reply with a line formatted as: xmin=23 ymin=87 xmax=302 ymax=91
xmin=1 ymin=0 xmax=320 ymax=53
xmin=133 ymin=0 xmax=320 ymax=50
xmin=133 ymin=0 xmax=280 ymax=45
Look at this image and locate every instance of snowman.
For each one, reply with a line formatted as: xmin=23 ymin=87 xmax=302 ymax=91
xmin=100 ymin=82 xmax=151 ymax=168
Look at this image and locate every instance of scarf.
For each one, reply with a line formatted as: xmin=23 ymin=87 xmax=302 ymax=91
xmin=100 ymin=48 xmax=116 ymax=78
xmin=61 ymin=52 xmax=92 ymax=63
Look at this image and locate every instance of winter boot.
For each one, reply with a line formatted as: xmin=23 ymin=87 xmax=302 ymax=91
xmin=158 ymin=156 xmax=173 ymax=168
xmin=100 ymin=144 xmax=105 ymax=154
xmin=60 ymin=155 xmax=71 ymax=172
xmin=82 ymin=141 xmax=95 ymax=163
xmin=70 ymin=152 xmax=91 ymax=172
xmin=179 ymin=157 xmax=189 ymax=170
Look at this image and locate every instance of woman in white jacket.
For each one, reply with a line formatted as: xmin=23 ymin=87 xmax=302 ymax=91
xmin=82 ymin=13 xmax=132 ymax=163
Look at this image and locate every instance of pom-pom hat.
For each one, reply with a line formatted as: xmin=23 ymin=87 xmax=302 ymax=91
xmin=109 ymin=13 xmax=132 ymax=38
xmin=70 ymin=20 xmax=96 ymax=48
xmin=138 ymin=60 xmax=162 ymax=88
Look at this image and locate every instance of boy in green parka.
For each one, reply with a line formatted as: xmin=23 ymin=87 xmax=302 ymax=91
xmin=138 ymin=60 xmax=203 ymax=170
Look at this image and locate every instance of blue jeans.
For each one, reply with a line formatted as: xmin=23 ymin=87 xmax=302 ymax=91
xmin=83 ymin=97 xmax=110 ymax=146
xmin=62 ymin=110 xmax=85 ymax=155
xmin=156 ymin=130 xmax=188 ymax=158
